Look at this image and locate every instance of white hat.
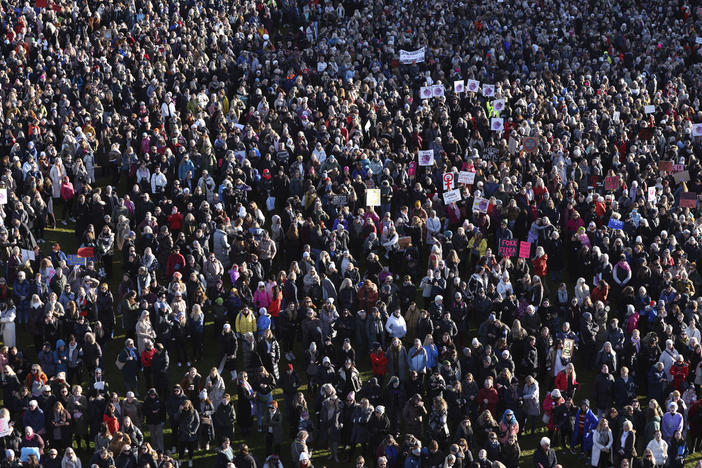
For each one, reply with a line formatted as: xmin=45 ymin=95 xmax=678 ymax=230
xmin=551 ymin=389 xmax=561 ymax=399
xmin=375 ymin=405 xmax=385 ymax=414
xmin=259 ymin=307 xmax=267 ymax=315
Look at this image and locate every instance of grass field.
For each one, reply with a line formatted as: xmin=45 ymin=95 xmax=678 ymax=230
xmin=10 ymin=176 xmax=701 ymax=468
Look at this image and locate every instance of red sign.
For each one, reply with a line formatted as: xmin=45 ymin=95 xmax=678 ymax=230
xmin=680 ymin=192 xmax=697 ymax=209
xmin=659 ymin=160 xmax=674 ymax=172
xmin=519 ymin=241 xmax=531 ymax=258
xmin=498 ymin=239 xmax=518 ymax=257
xmin=604 ymin=176 xmax=619 ymax=190
xmin=522 ymin=136 xmax=539 ymax=153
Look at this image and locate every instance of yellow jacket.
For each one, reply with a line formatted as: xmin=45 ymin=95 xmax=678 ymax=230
xmin=235 ymin=310 xmax=257 ymax=335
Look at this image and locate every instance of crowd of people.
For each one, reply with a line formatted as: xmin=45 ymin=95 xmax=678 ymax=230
xmin=0 ymin=0 xmax=701 ymax=467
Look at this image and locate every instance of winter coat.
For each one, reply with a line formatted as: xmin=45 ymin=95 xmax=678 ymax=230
xmin=591 ymin=428 xmax=613 ymax=466
xmin=177 ymin=409 xmax=200 ymax=443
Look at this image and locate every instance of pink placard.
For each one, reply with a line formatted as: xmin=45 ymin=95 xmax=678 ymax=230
xmin=519 ymin=241 xmax=531 ymax=258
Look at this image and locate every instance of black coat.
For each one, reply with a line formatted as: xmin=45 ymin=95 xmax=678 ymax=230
xmin=177 ymin=409 xmax=200 ymax=442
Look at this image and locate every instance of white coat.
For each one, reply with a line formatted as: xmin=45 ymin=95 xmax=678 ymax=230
xmin=591 ymin=428 xmax=613 ymax=467
xmin=50 ymin=163 xmax=66 ymax=198
xmin=0 ymin=306 xmax=16 ymax=347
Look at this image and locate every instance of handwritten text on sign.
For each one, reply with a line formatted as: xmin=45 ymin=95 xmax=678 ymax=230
xmin=498 ymin=239 xmax=518 ymax=257
xmin=519 ymin=241 xmax=531 ymax=258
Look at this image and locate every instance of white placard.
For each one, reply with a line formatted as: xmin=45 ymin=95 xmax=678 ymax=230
xmin=472 ymin=197 xmax=489 ymax=213
xmin=20 ymin=249 xmax=35 ymax=264
xmin=613 ymin=111 xmax=620 ymax=123
xmin=420 ymin=86 xmax=432 ymax=99
xmin=366 ymin=189 xmax=381 ymax=207
xmin=0 ymin=188 xmax=6 ymax=205
xmin=492 ymin=99 xmax=505 ymax=112
xmin=458 ymin=171 xmax=476 ymax=185
xmin=317 ymin=62 xmax=327 ymax=72
xmin=692 ymin=123 xmax=702 ymax=137
xmin=491 ymin=118 xmax=504 ymax=131
xmin=418 ymin=150 xmax=435 ymax=166
xmin=0 ymin=418 xmax=10 ymax=437
xmin=648 ymin=187 xmax=657 ymax=203
xmin=443 ymin=189 xmax=462 ymax=205
xmin=454 ymin=80 xmax=465 ymax=93
xmin=697 ymin=37 xmax=702 ymax=44
xmin=399 ymin=48 xmax=426 ymax=64
xmin=482 ymin=84 xmax=495 ymax=97
xmin=467 ymin=80 xmax=480 ymax=93
xmin=644 ymin=105 xmax=655 ymax=114
xmin=431 ymin=85 xmax=445 ymax=98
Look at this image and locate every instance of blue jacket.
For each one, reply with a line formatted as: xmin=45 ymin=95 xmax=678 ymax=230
xmin=571 ymin=408 xmax=598 ymax=451
xmin=257 ymin=315 xmax=271 ymax=336
xmin=407 ymin=346 xmax=428 ymax=374
xmin=53 ymin=339 xmax=69 ymax=374
xmin=178 ymin=159 xmax=195 ymax=180
xmin=23 ymin=408 xmax=45 ymax=433
xmin=425 ymin=344 xmax=439 ymax=370
xmin=404 ymin=455 xmax=422 ymax=468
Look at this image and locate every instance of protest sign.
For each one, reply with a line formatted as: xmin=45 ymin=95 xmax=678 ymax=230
xmin=0 ymin=188 xmax=6 ymax=205
xmin=673 ymin=170 xmax=690 ymax=184
xmin=697 ymin=37 xmax=702 ymax=44
xmin=482 ymin=84 xmax=495 ymax=97
xmin=431 ymin=85 xmax=445 ymax=97
xmin=604 ymin=176 xmax=619 ymax=190
xmin=522 ymin=136 xmax=538 ymax=153
xmin=658 ymin=160 xmax=674 ymax=171
xmin=420 ymin=86 xmax=432 ymax=99
xmin=672 ymin=164 xmax=685 ymax=173
xmin=398 ymin=237 xmax=412 ymax=249
xmin=562 ymin=339 xmax=574 ymax=360
xmin=442 ymin=173 xmax=455 ymax=191
xmin=399 ymin=48 xmax=425 ymax=64
xmin=644 ymin=105 xmax=655 ymax=114
xmin=693 ymin=123 xmax=702 ymax=137
xmin=467 ymin=80 xmax=480 ymax=92
xmin=333 ymin=195 xmax=348 ymax=206
xmin=472 ymin=197 xmax=489 ymax=213
xmin=648 ymin=187 xmax=656 ymax=203
xmin=418 ymin=150 xmax=434 ymax=166
xmin=454 ymin=80 xmax=465 ymax=93
xmin=492 ymin=99 xmax=505 ymax=112
xmin=20 ymin=249 xmax=34 ymax=264
xmin=680 ymin=192 xmax=697 ymax=208
xmin=67 ymin=254 xmax=89 ymax=266
xmin=613 ymin=111 xmax=620 ymax=123
xmin=458 ymin=171 xmax=475 ymax=185
xmin=498 ymin=239 xmax=518 ymax=257
xmin=491 ymin=118 xmax=504 ymax=131
xmin=508 ymin=137 xmax=518 ymax=154
xmin=608 ymin=218 xmax=624 ymax=230
xmin=442 ymin=189 xmax=462 ymax=205
xmin=366 ymin=189 xmax=381 ymax=206
xmin=519 ymin=241 xmax=531 ymax=258
xmin=0 ymin=417 xmax=10 ymax=437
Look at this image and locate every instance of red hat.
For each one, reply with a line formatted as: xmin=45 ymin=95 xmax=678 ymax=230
xmin=262 ymin=169 xmax=271 ymax=180
xmin=287 ymin=363 xmax=294 ymax=371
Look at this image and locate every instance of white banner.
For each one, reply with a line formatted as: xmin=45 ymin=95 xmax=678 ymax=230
xmin=467 ymin=80 xmax=480 ymax=93
xmin=399 ymin=48 xmax=426 ymax=64
xmin=454 ymin=80 xmax=465 ymax=93
xmin=432 ymin=85 xmax=445 ymax=98
xmin=420 ymin=86 xmax=432 ymax=99
xmin=472 ymin=197 xmax=489 ymax=213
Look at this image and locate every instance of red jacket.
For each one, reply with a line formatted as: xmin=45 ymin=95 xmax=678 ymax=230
xmin=477 ymin=387 xmax=499 ymax=416
xmin=370 ymin=351 xmax=388 ymax=376
xmin=533 ymin=255 xmax=548 ymax=277
xmin=103 ymin=414 xmax=119 ymax=435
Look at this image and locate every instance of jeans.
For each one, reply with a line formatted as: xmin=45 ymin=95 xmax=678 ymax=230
xmin=256 ymin=393 xmax=273 ymax=428
xmin=149 ymin=423 xmax=164 ymax=452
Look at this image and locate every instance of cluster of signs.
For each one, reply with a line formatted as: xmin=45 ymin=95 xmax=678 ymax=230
xmin=498 ymin=239 xmax=532 ymax=258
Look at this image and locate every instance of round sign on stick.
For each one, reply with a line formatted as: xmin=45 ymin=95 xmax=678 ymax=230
xmin=523 ymin=136 xmax=538 ymax=153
